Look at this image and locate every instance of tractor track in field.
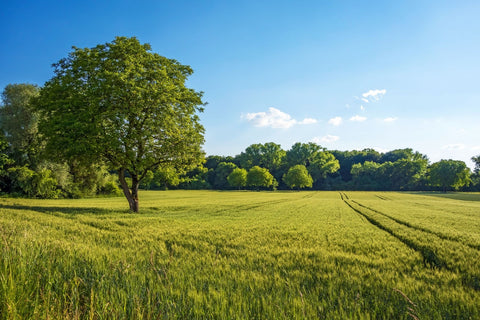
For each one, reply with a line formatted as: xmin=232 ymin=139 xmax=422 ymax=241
xmin=339 ymin=192 xmax=480 ymax=291
xmin=374 ymin=194 xmax=391 ymax=201
xmin=339 ymin=192 xmax=449 ymax=270
xmin=206 ymin=193 xmax=314 ymax=216
xmin=349 ymin=199 xmax=480 ymax=251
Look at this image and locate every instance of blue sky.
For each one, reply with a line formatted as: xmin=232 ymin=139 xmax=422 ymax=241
xmin=1 ymin=0 xmax=479 ymax=168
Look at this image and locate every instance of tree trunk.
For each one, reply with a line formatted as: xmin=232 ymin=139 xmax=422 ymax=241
xmin=118 ymin=168 xmax=140 ymax=212
xmin=130 ymin=175 xmax=140 ymax=212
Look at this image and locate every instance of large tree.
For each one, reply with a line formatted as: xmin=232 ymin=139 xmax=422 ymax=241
xmin=34 ymin=37 xmax=205 ymax=211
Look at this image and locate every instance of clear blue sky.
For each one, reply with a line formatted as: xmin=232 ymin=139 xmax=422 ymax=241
xmin=1 ymin=0 xmax=479 ymax=167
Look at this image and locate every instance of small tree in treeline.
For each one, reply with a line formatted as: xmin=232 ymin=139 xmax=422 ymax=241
xmin=247 ymin=166 xmax=277 ymax=190
xmin=285 ymin=142 xmax=339 ymax=188
xmin=283 ymin=165 xmax=313 ymax=190
xmin=227 ymin=168 xmax=247 ymax=189
xmin=428 ymin=159 xmax=471 ymax=192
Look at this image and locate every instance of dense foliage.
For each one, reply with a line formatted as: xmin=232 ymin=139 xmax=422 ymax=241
xmin=283 ymin=164 xmax=313 ymax=189
xmin=167 ymin=145 xmax=475 ymax=192
xmin=0 ymin=84 xmax=121 ymax=198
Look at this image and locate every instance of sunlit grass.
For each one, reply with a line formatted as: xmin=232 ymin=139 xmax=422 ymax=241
xmin=1 ymin=191 xmax=479 ymax=319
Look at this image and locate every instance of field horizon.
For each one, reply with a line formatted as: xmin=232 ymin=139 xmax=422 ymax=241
xmin=1 ymin=190 xmax=479 ymax=319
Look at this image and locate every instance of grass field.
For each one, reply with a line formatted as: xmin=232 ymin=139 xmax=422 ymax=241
xmin=1 ymin=191 xmax=480 ymax=319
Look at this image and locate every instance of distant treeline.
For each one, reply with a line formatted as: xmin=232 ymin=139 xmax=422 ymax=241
xmin=1 ymin=83 xmax=479 ymax=198
xmin=146 ymin=143 xmax=479 ymax=192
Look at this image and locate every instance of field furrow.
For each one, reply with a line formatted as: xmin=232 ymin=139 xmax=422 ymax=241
xmin=350 ymin=199 xmax=480 ymax=251
xmin=341 ymin=192 xmax=480 ymax=292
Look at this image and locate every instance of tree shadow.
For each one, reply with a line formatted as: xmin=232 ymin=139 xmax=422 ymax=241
xmin=0 ymin=204 xmax=129 ymax=216
xmin=420 ymin=192 xmax=480 ymax=202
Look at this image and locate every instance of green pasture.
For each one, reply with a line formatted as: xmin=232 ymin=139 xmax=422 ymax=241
xmin=1 ymin=191 xmax=479 ymax=319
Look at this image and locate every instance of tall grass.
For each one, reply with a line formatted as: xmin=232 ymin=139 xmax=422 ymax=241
xmin=1 ymin=191 xmax=479 ymax=319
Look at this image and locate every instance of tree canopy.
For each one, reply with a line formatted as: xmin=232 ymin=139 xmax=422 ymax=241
xmin=213 ymin=162 xmax=238 ymax=189
xmin=227 ymin=168 xmax=247 ymax=189
xmin=0 ymin=83 xmax=40 ymax=165
xmin=283 ymin=165 xmax=313 ymax=189
xmin=472 ymin=155 xmax=480 ymax=175
xmin=34 ymin=37 xmax=205 ymax=211
xmin=247 ymin=166 xmax=277 ymax=190
xmin=428 ymin=160 xmax=471 ymax=192
xmin=237 ymin=143 xmax=285 ymax=172
xmin=285 ymin=142 xmax=339 ymax=187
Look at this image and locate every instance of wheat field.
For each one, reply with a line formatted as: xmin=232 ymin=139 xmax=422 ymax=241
xmin=1 ymin=191 xmax=479 ymax=319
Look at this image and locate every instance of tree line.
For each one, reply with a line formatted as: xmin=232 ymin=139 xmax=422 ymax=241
xmin=1 ymin=37 xmax=479 ymax=213
xmin=1 ymin=82 xmax=480 ymax=197
xmin=145 ymin=143 xmax=478 ymax=192
xmin=2 ymin=84 xmax=479 ymax=199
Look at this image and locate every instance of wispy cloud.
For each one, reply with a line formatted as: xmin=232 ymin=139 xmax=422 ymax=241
xmin=360 ymin=89 xmax=387 ymax=103
xmin=350 ymin=115 xmax=367 ymax=122
xmin=243 ymin=107 xmax=317 ymax=129
xmin=312 ymin=135 xmax=339 ymax=144
xmin=328 ymin=116 xmax=343 ymax=126
xmin=383 ymin=117 xmax=398 ymax=123
xmin=442 ymin=144 xmax=466 ymax=150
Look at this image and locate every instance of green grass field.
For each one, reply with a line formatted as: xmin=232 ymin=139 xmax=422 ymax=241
xmin=1 ymin=191 xmax=479 ymax=319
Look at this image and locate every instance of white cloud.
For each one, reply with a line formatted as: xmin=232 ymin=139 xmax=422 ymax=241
xmin=361 ymin=89 xmax=386 ymax=103
xmin=350 ymin=115 xmax=367 ymax=122
xmin=442 ymin=144 xmax=466 ymax=150
xmin=328 ymin=116 xmax=343 ymax=126
xmin=383 ymin=117 xmax=398 ymax=123
xmin=360 ymin=105 xmax=365 ymax=111
xmin=312 ymin=135 xmax=339 ymax=144
xmin=243 ymin=107 xmax=317 ymax=129
xmin=299 ymin=118 xmax=318 ymax=125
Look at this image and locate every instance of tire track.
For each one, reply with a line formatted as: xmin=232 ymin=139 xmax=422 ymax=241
xmin=350 ymin=199 xmax=480 ymax=251
xmin=339 ymin=193 xmax=448 ymax=269
xmin=339 ymin=192 xmax=480 ymax=291
xmin=207 ymin=195 xmax=311 ymax=216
